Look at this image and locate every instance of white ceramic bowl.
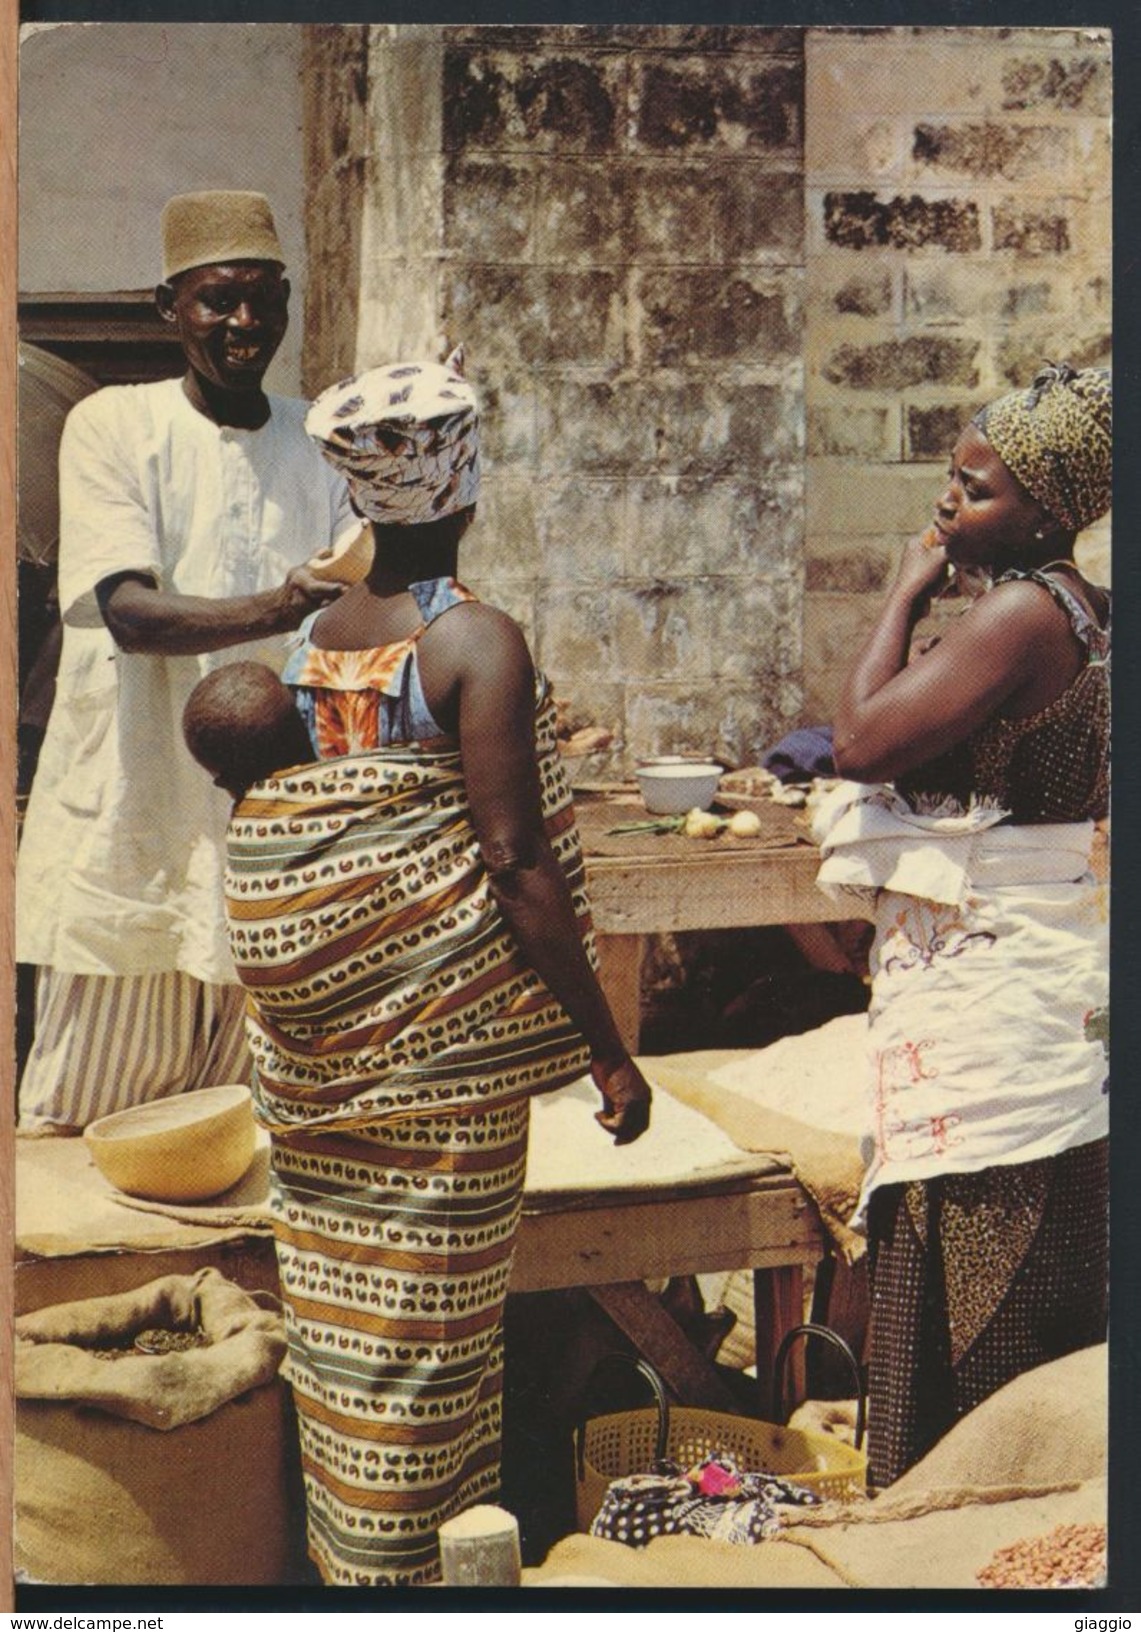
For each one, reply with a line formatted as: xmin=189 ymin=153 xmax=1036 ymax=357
xmin=306 ymin=524 xmax=374 ymax=584
xmin=635 ymin=761 xmax=722 ymax=815
xmin=83 ymin=1084 xmax=258 ymax=1202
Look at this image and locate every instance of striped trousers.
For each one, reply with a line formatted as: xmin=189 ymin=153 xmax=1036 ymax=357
xmin=268 ymin=1097 xmax=530 ymax=1587
xmin=18 ymin=967 xmax=252 ymax=1128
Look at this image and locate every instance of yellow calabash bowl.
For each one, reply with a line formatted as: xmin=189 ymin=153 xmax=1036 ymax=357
xmin=306 ymin=524 xmax=374 ymax=584
xmin=83 ymin=1084 xmax=258 ymax=1203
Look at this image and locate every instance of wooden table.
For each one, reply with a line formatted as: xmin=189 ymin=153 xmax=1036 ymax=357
xmin=515 ymin=1159 xmax=821 ymax=1417
xmin=16 ymin=1102 xmax=824 ymax=1420
xmin=577 ymin=792 xmax=836 ymax=1051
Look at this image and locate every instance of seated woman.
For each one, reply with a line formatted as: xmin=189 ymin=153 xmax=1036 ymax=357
xmin=815 ymin=363 xmax=1110 ymax=1488
xmin=186 ymin=351 xmax=651 ymax=1586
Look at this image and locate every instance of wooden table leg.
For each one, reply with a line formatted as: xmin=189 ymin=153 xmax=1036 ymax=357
xmin=753 ymin=1264 xmax=804 ymax=1421
xmin=595 ymin=932 xmax=643 ymax=1054
xmin=785 ymin=921 xmax=858 ymax=975
xmin=588 ymin=1282 xmax=740 ymax=1411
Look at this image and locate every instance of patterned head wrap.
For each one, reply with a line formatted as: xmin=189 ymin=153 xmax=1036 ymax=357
xmin=973 ymin=362 xmax=1112 ymax=534
xmin=305 ymin=348 xmax=480 ymax=526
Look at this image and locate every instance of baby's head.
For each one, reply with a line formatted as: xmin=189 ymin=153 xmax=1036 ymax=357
xmin=183 ymin=661 xmax=312 ymax=800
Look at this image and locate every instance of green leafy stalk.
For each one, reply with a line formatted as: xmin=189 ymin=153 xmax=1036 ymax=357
xmin=604 ymin=817 xmax=686 ymax=836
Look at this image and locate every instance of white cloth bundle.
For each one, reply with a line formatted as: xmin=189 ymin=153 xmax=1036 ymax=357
xmin=812 ymin=780 xmax=1094 ymax=910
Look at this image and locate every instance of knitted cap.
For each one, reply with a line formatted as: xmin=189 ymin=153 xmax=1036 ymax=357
xmin=306 ymin=348 xmax=481 ymax=526
xmin=974 ymin=363 xmax=1112 ymax=534
xmin=161 ymin=191 xmax=285 ymax=281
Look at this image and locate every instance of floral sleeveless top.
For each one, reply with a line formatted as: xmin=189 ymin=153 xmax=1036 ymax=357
xmin=282 ymin=577 xmax=476 ymax=758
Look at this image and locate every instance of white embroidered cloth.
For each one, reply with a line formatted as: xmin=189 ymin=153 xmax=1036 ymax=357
xmin=812 ymin=781 xmax=1108 ymax=1212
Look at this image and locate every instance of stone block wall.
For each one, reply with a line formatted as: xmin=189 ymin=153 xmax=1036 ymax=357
xmin=301 ymin=24 xmax=1112 ymax=764
xmin=803 ymin=26 xmax=1112 ymax=721
xmin=304 ymin=23 xmax=808 ymax=772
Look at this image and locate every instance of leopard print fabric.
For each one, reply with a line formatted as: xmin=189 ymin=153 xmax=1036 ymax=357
xmin=866 ymin=1137 xmax=1108 ymax=1488
xmin=975 ymin=363 xmax=1111 ymax=534
xmin=897 ymin=569 xmax=1109 ymax=822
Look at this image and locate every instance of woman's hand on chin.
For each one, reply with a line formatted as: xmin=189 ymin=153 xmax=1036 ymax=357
xmin=892 ymin=530 xmax=952 ymax=619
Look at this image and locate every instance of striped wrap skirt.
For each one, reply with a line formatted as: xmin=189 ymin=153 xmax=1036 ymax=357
xmin=268 ymin=1096 xmax=530 ymax=1586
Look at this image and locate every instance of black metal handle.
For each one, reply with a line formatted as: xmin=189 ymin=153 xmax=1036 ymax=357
xmin=574 ymin=1350 xmax=671 ymax=1481
xmin=772 ymin=1322 xmax=866 ymax=1451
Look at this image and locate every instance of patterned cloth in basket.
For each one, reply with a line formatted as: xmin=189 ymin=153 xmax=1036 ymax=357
xmin=590 ymin=1452 xmax=820 ymax=1548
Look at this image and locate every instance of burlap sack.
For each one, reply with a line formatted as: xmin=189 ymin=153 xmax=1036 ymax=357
xmin=779 ymin=1342 xmax=1108 ymax=1590
xmin=526 ymin=1481 xmax=1106 ymax=1590
xmin=646 ymin=1042 xmax=867 ymax=1263
xmin=779 ymin=1478 xmax=1106 ymax=1589
xmin=523 ymin=1529 xmax=847 ymax=1589
xmin=15 ymin=1269 xmax=306 ymax=1585
xmin=889 ymin=1344 xmax=1107 ymax=1497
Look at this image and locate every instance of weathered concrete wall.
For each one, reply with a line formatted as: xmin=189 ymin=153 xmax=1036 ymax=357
xmin=803 ymin=26 xmax=1112 ymax=721
xmin=444 ymin=26 xmax=807 ymax=772
xmin=300 ymin=25 xmax=371 ymax=397
xmin=302 ymin=24 xmax=450 ymax=389
xmin=305 ymin=24 xmax=807 ymax=772
xmin=302 ymin=24 xmax=1112 ymax=762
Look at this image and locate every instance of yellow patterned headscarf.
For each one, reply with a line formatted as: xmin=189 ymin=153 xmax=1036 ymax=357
xmin=974 ymin=363 xmax=1111 ymax=534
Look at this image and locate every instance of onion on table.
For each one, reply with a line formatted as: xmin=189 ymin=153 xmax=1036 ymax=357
xmin=606 ymin=806 xmax=764 ymax=840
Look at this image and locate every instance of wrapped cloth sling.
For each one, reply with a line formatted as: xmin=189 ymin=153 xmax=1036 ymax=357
xmin=224 ymin=690 xmax=592 ymax=1135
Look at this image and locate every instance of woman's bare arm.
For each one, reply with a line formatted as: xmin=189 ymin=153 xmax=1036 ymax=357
xmin=427 ymin=603 xmax=651 ymax=1143
xmin=833 ymin=539 xmax=1069 ymax=782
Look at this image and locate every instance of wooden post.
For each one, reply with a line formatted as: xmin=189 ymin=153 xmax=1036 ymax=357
xmin=753 ymin=1265 xmax=804 ymax=1420
xmin=594 ymin=932 xmax=643 ymax=1053
xmin=588 ymin=1281 xmax=741 ymax=1411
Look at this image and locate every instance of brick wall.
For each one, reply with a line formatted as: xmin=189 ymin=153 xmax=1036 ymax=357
xmin=803 ymin=26 xmax=1111 ymax=720
xmin=302 ymin=25 xmax=1111 ymax=763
